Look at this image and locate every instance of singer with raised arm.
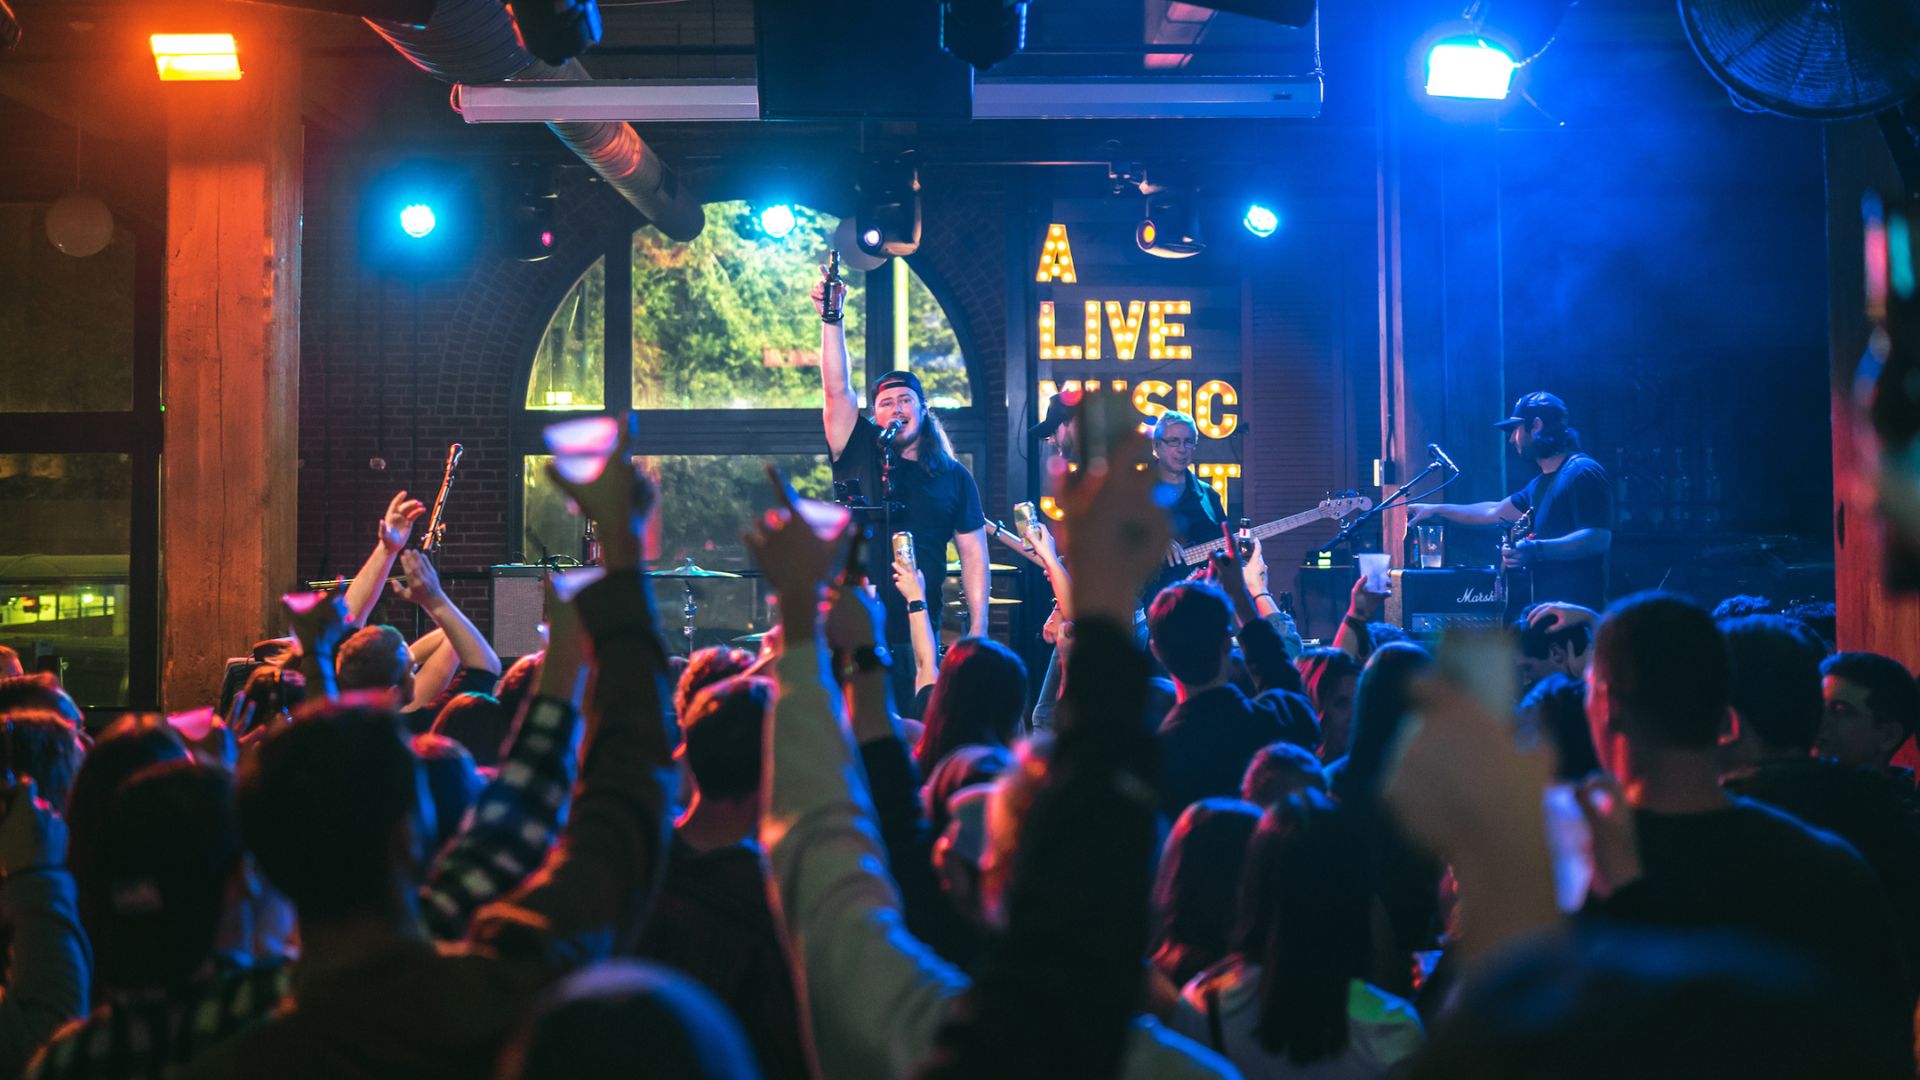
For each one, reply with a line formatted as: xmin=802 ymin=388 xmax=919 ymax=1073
xmin=812 ymin=258 xmax=990 ymax=663
xmin=1407 ymin=391 xmax=1614 ymax=611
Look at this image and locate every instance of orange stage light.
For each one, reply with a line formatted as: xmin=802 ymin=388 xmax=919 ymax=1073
xmin=151 ymin=34 xmax=241 ymax=81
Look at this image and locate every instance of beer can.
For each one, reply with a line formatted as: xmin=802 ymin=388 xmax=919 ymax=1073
xmin=891 ymin=531 xmax=916 ymax=571
xmin=1013 ymin=501 xmax=1039 ymax=537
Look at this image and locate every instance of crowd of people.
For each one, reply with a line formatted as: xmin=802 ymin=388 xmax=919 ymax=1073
xmin=0 ymin=398 xmax=1915 ymax=1079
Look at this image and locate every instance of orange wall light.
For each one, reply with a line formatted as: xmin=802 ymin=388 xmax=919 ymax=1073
xmin=151 ymin=34 xmax=242 ymax=81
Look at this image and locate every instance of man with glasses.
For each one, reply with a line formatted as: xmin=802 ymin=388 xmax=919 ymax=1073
xmin=1136 ymin=411 xmax=1230 ymax=610
xmin=1151 ymin=411 xmax=1223 ymax=548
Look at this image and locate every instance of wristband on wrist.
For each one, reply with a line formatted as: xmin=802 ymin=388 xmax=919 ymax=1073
xmin=821 ymin=313 xmax=843 ymax=325
xmin=906 ymin=599 xmax=927 ymax=613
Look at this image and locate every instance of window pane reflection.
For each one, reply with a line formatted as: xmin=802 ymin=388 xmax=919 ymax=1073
xmin=524 ymin=257 xmax=606 ymax=411
xmin=631 ymin=201 xmax=869 ymax=409
xmin=522 ymin=453 xmax=836 ymax=651
xmin=0 ymin=453 xmax=132 ymax=706
xmin=0 ymin=205 xmax=136 ymax=412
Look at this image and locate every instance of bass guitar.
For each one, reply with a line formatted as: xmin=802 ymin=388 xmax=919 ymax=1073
xmin=1163 ymin=494 xmax=1373 ymax=571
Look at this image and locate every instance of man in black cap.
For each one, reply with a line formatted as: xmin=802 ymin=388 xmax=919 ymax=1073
xmin=813 ymin=273 xmax=988 ymax=652
xmin=1408 ymin=391 xmax=1613 ymax=611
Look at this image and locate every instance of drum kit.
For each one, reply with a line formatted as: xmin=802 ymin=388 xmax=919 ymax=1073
xmin=649 ymin=556 xmax=1025 ymax=654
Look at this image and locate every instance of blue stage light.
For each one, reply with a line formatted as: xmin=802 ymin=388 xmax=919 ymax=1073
xmin=1243 ymin=204 xmax=1280 ymax=237
xmin=399 ymin=203 xmax=438 ymax=239
xmin=1424 ymin=39 xmax=1517 ymax=100
xmin=758 ymin=204 xmax=797 ymax=239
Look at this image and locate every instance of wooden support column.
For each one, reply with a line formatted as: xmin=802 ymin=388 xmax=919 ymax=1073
xmin=1827 ymin=119 xmax=1920 ymax=664
xmin=1380 ymin=96 xmax=1508 ymax=564
xmin=162 ymin=40 xmax=302 ymax=709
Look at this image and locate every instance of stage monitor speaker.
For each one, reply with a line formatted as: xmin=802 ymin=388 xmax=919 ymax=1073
xmin=1386 ymin=568 xmax=1505 ymax=641
xmin=490 ymin=564 xmax=547 ymax=659
xmin=753 ymin=0 xmax=972 ymax=120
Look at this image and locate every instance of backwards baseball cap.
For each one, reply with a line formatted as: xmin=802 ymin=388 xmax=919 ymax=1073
xmin=1495 ymin=391 xmax=1569 ymax=430
xmin=1028 ymin=387 xmax=1083 ymax=441
xmin=872 ymin=370 xmax=925 ymax=402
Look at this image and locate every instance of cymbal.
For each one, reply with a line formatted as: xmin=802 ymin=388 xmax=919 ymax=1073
xmin=945 ymin=596 xmax=1021 ymax=606
xmin=945 ymin=562 xmax=1018 ymax=572
xmin=647 ymin=563 xmax=741 ymax=579
xmin=732 ymin=632 xmax=769 ymax=645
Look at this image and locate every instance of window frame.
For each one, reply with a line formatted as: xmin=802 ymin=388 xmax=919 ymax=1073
xmin=507 ymin=215 xmax=988 ymax=564
xmin=0 ymin=202 xmax=163 ymax=707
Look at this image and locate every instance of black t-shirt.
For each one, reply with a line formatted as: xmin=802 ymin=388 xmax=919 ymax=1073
xmin=1143 ymin=472 xmax=1228 ymax=605
xmin=1167 ymin=471 xmax=1227 ymax=548
xmin=1594 ymin=798 xmax=1910 ymax=1048
xmin=1723 ymin=758 xmax=1920 ymax=993
xmin=831 ymin=415 xmax=986 ymax=641
xmin=399 ymin=665 xmax=496 ymax=736
xmin=1509 ymin=452 xmax=1612 ymax=610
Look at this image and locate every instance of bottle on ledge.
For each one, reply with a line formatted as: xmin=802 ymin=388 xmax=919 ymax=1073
xmin=821 ymin=249 xmax=845 ymax=324
xmin=1614 ymin=447 xmax=1634 ymax=530
xmin=1646 ymin=447 xmax=1669 ymax=531
xmin=1669 ymin=446 xmax=1692 ymax=528
xmin=1701 ymin=447 xmax=1724 ymax=526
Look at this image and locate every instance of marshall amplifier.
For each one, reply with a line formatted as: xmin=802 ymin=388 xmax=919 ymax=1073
xmin=489 ymin=564 xmax=548 ymax=659
xmin=1386 ymin=569 xmax=1505 ymax=640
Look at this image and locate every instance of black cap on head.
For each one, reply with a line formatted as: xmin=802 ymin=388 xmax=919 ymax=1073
xmin=872 ymin=370 xmax=925 ymax=403
xmin=1495 ymin=391 xmax=1569 ymax=430
xmin=1028 ymin=387 xmax=1083 ymax=441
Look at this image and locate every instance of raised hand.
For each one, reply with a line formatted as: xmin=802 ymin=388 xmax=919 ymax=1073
xmin=810 ymin=266 xmax=848 ymax=320
xmin=284 ymin=591 xmax=348 ymax=655
xmin=1527 ymin=601 xmax=1597 ymax=634
xmin=1242 ymin=536 xmax=1270 ymax=597
xmin=825 ymin=584 xmax=885 ymax=655
xmin=1575 ymin=771 xmax=1642 ymax=899
xmin=892 ymin=556 xmax=927 ymax=605
xmin=1208 ymin=525 xmax=1258 ymax=625
xmin=379 ymin=490 xmax=428 ymax=553
xmin=543 ymin=416 xmax=657 ymax=531
xmin=1058 ymin=423 xmax=1171 ymax=624
xmin=1023 ymin=519 xmax=1061 ymax=566
xmin=394 ymin=549 xmax=448 ymax=609
xmin=536 ymin=573 xmax=591 ymax=706
xmin=1348 ymin=573 xmax=1390 ymax=621
xmin=744 ymin=465 xmax=854 ymax=603
xmin=1406 ymin=504 xmax=1441 ymax=525
xmin=0 ymin=777 xmax=65 ymax=876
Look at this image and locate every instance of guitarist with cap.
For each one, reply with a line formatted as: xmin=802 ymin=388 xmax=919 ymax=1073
xmin=1408 ymin=391 xmax=1614 ymax=613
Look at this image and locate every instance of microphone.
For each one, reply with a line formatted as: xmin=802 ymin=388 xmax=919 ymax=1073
xmin=878 ymin=418 xmax=905 ymax=447
xmin=1428 ymin=443 xmax=1460 ymax=474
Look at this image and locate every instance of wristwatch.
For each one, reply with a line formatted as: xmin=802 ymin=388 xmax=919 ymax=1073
xmin=906 ymin=599 xmax=927 ymax=613
xmin=848 ymin=643 xmax=892 ymax=675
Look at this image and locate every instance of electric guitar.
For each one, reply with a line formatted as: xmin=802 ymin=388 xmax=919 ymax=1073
xmin=1496 ymin=507 xmax=1535 ymax=612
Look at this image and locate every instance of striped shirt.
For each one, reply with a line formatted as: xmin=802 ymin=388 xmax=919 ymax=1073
xmin=29 ymin=694 xmax=582 ymax=1080
xmin=28 ymin=962 xmax=292 ymax=1080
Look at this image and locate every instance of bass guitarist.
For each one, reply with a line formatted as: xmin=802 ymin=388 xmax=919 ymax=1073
xmin=1408 ymin=391 xmax=1613 ymax=614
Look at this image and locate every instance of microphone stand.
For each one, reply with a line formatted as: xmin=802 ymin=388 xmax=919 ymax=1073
xmin=1316 ymin=459 xmax=1457 ymax=556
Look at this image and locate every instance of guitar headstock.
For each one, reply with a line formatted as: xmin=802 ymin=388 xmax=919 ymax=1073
xmin=1320 ymin=491 xmax=1373 ymax=519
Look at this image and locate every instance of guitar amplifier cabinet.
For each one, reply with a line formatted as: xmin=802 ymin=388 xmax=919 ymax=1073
xmin=489 ymin=565 xmax=548 ymax=659
xmin=1386 ymin=569 xmax=1506 ymax=640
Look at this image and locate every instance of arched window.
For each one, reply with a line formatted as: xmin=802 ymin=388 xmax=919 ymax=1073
xmin=511 ymin=201 xmax=981 ymax=649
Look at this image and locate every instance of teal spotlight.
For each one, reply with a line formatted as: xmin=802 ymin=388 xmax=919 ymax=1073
xmin=399 ymin=203 xmax=437 ymax=239
xmin=758 ymin=204 xmax=796 ymax=239
xmin=1243 ymin=204 xmax=1280 ymax=237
